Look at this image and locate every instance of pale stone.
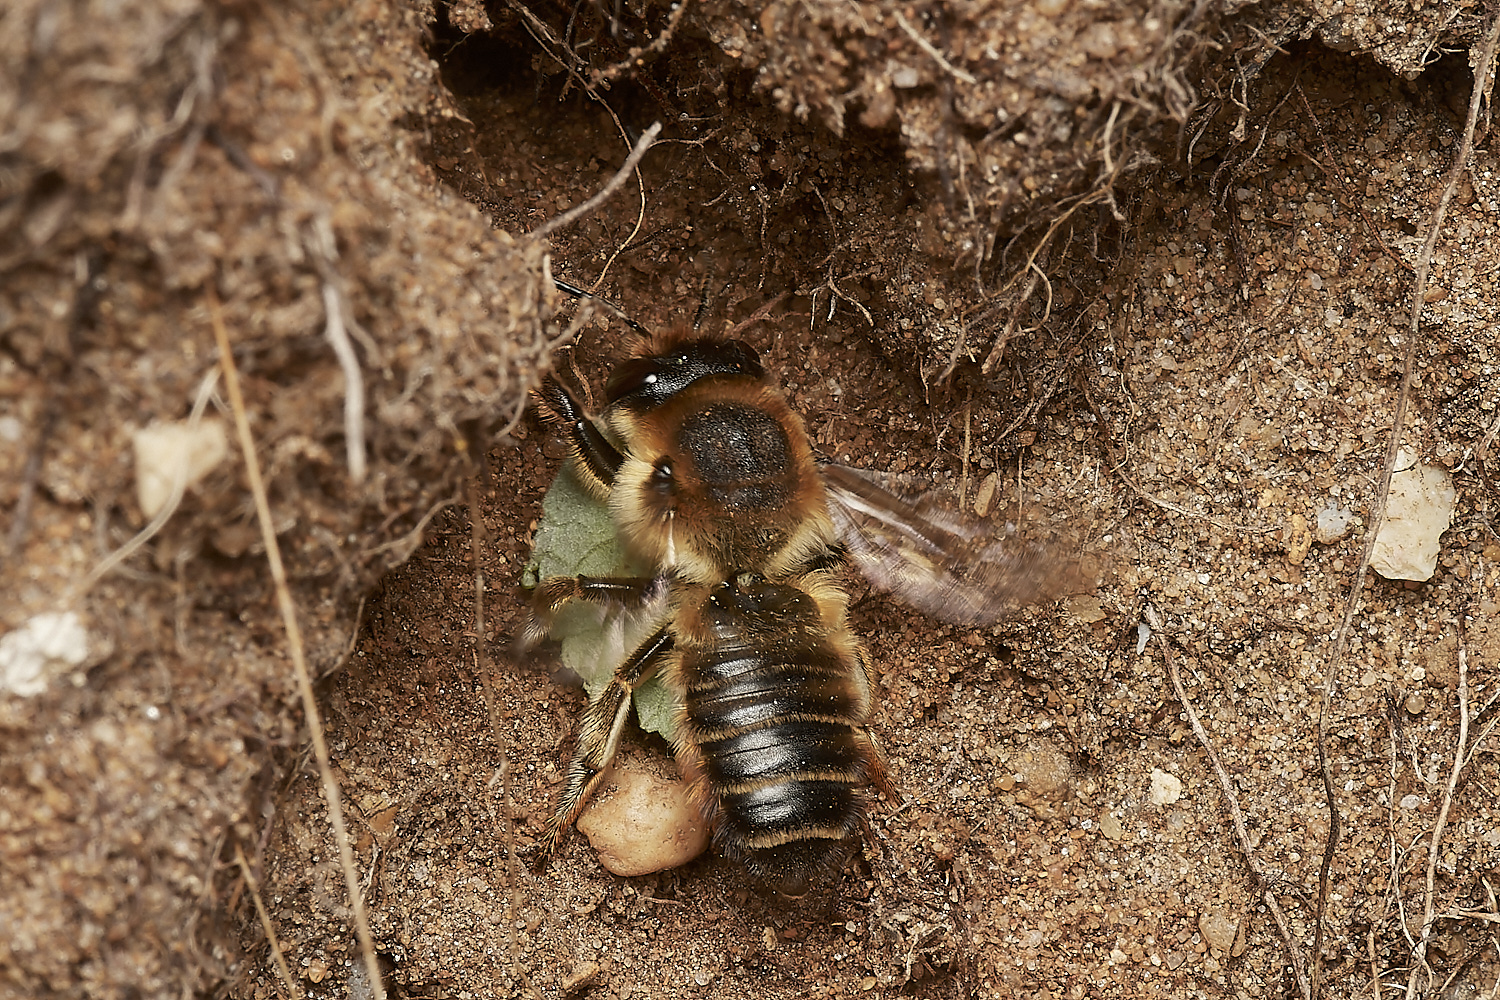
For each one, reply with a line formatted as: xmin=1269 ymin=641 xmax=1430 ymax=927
xmin=1314 ymin=504 xmax=1352 ymax=543
xmin=973 ymin=471 xmax=998 ymax=517
xmin=0 ymin=612 xmax=89 ymax=697
xmin=1148 ymin=767 xmax=1183 ymax=805
xmin=576 ymin=757 xmax=709 ymax=876
xmin=1199 ymin=910 xmax=1238 ymax=954
xmin=1370 ymin=450 xmax=1455 ymax=581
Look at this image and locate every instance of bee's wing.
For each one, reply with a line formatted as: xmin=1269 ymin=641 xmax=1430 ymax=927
xmin=821 ymin=464 xmax=1092 ymax=627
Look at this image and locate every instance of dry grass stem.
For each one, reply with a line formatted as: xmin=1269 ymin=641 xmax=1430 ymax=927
xmin=366 ymin=493 xmax=462 ymax=563
xmin=724 ymin=290 xmax=789 ymax=340
xmin=468 ymin=470 xmax=505 ymax=761
xmin=322 ymin=282 xmax=368 ymax=485
xmin=892 ymin=10 xmax=977 ymax=85
xmin=486 ymin=760 xmax=535 ymax=996
xmin=209 ymin=290 xmax=387 ymax=1000
xmin=1405 ymin=643 xmax=1470 ymax=997
xmin=591 ymin=0 xmax=692 ymax=86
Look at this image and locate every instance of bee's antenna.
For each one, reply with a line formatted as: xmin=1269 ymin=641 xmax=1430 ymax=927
xmin=553 ymin=277 xmax=651 ymax=337
xmin=690 ymin=278 xmax=735 ymax=332
xmin=691 ymin=279 xmax=712 ymax=331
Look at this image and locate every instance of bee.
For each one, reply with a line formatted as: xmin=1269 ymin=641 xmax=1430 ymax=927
xmin=528 ymin=312 xmax=1089 ymax=896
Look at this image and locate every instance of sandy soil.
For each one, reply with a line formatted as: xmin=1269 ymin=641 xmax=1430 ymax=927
xmin=3 ymin=3 xmax=1497 ymax=999
xmin=242 ymin=34 xmax=1500 ymax=1000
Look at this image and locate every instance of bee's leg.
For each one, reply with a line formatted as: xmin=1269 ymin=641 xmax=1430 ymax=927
xmin=852 ymin=647 xmax=897 ymax=801
xmin=533 ymin=573 xmax=666 ymax=614
xmin=533 ymin=375 xmax=621 ymax=495
xmin=523 ymin=573 xmax=670 ymax=646
xmin=796 ymin=542 xmax=850 ymax=575
xmin=545 ymin=624 xmax=676 ymax=849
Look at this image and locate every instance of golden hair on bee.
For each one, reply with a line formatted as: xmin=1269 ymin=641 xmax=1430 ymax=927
xmin=606 ymin=375 xmax=833 ymax=584
xmin=621 ymin=322 xmax=704 ymax=359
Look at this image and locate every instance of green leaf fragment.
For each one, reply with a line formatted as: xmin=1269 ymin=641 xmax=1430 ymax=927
xmin=526 ymin=466 xmax=679 ymax=741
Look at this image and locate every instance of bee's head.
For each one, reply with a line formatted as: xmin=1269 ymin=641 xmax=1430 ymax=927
xmin=605 ymin=335 xmax=764 ymax=413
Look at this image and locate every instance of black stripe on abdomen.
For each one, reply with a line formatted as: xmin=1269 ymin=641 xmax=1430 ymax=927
xmin=700 ymin=720 xmax=862 ymax=786
xmin=686 ymin=662 xmax=860 ymax=734
xmin=716 ymin=777 xmax=860 ymax=839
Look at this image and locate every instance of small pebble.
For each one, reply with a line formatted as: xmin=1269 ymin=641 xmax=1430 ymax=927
xmin=133 ymin=418 xmax=228 ymax=518
xmin=973 ymin=472 xmax=998 ymax=517
xmin=1285 ymin=513 xmax=1311 ymax=564
xmin=1065 ymin=594 xmax=1105 ymax=623
xmin=576 ymin=757 xmax=709 ymax=876
xmin=1198 ymin=911 xmax=1238 ymax=954
xmin=1148 ymin=768 xmax=1183 ymax=805
xmin=1371 ymin=449 xmax=1455 ymax=581
xmin=1011 ymin=741 xmax=1073 ymax=819
xmin=560 ymin=961 xmax=599 ymax=994
xmin=1314 ymin=504 xmax=1352 ymax=543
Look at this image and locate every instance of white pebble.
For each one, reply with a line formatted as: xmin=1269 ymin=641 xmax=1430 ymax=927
xmin=0 ymin=612 xmax=90 ymax=697
xmin=1314 ymin=504 xmax=1352 ymax=543
xmin=133 ymin=419 xmax=228 ymax=518
xmin=1148 ymin=767 xmax=1183 ymax=805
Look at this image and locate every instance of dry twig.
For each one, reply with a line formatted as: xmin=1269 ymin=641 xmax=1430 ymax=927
xmin=1146 ymin=605 xmax=1312 ymax=999
xmin=1406 ymin=642 xmax=1471 ymax=997
xmin=589 ymin=0 xmax=692 ymax=86
xmin=530 ymin=122 xmax=662 ymax=242
xmin=892 ymin=10 xmax=977 ymax=85
xmin=322 ymin=282 xmax=367 ymax=484
xmin=234 ymin=845 xmax=301 ymax=1000
xmin=486 ymin=760 xmax=536 ymax=996
xmin=209 ymin=290 xmax=387 ymax=1000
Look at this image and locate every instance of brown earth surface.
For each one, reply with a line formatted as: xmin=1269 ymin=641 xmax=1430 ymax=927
xmin=2 ymin=2 xmax=1497 ymax=999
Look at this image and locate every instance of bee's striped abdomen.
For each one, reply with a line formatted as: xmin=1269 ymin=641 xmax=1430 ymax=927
xmin=673 ymin=576 xmax=885 ymax=897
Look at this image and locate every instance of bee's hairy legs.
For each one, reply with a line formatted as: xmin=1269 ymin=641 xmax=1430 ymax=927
xmin=524 ymin=573 xmax=672 ymax=646
xmin=532 ymin=573 xmax=669 ymax=614
xmin=545 ymin=624 xmax=676 ymax=848
xmin=534 ymin=375 xmax=621 ymax=494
